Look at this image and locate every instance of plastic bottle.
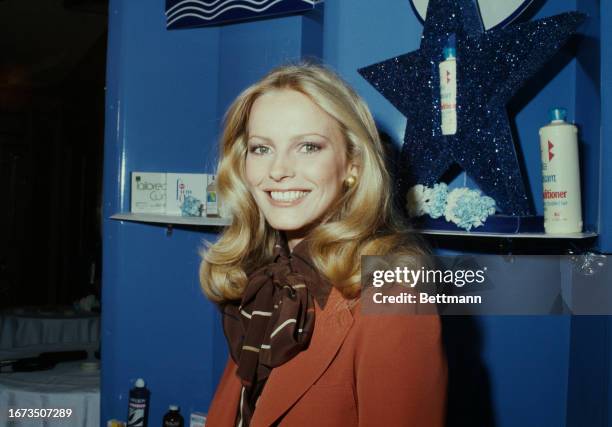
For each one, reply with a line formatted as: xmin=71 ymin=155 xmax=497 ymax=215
xmin=162 ymin=405 xmax=184 ymax=427
xmin=126 ymin=378 xmax=150 ymax=427
xmin=538 ymin=107 xmax=583 ymax=234
xmin=206 ymin=174 xmax=219 ymax=217
xmin=439 ymin=35 xmax=457 ymax=136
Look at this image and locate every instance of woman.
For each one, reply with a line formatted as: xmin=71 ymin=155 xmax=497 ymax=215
xmin=200 ymin=63 xmax=447 ymax=426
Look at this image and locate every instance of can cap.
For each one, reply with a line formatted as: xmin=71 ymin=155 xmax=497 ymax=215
xmin=443 ymin=34 xmax=456 ymax=59
xmin=549 ymin=108 xmax=567 ymax=122
xmin=134 ymin=378 xmax=145 ymax=388
xmin=443 ymin=47 xmax=456 ymax=59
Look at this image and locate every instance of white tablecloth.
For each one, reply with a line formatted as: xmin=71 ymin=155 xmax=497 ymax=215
xmin=0 ymin=361 xmax=100 ymax=426
xmin=0 ymin=308 xmax=99 ymax=359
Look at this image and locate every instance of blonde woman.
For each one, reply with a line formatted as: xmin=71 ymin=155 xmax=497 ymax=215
xmin=200 ymin=63 xmax=447 ymax=426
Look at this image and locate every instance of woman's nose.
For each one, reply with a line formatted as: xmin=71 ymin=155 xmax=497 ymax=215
xmin=269 ymin=151 xmax=295 ymax=181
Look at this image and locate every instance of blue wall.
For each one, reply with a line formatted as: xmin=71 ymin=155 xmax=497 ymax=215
xmin=600 ymin=0 xmax=612 ymax=252
xmin=102 ymin=0 xmax=222 ymax=422
xmin=102 ymin=0 xmax=610 ymax=425
xmin=102 ymin=0 xmax=322 ymax=423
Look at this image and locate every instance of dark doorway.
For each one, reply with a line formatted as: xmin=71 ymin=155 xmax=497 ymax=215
xmin=0 ymin=0 xmax=108 ymax=308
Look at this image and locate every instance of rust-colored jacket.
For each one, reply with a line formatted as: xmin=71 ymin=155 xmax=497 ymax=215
xmin=206 ymin=287 xmax=447 ymax=426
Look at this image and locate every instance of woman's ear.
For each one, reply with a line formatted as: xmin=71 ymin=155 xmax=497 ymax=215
xmin=347 ymin=162 xmax=359 ymax=179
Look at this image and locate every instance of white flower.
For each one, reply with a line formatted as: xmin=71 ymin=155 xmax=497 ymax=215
xmin=406 ymin=184 xmax=429 ymax=217
xmin=407 ymin=183 xmax=496 ymax=230
xmin=445 ymin=188 xmax=496 ymax=231
xmin=427 ymin=183 xmax=448 ymax=218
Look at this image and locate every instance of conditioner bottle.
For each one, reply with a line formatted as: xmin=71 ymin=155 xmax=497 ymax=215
xmin=538 ymin=108 xmax=583 ymax=234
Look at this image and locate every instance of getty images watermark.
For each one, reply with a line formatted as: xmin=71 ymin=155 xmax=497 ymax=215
xmin=360 ymin=254 xmax=611 ymax=315
xmin=371 ymin=265 xmax=486 ymax=305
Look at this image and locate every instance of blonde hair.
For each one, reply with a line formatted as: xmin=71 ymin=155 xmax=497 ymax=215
xmin=199 ymin=63 xmax=426 ymax=302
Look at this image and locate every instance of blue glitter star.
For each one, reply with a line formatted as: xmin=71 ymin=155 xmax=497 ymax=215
xmin=358 ymin=0 xmax=585 ymax=215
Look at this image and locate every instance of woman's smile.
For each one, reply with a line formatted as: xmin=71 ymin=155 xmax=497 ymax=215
xmin=267 ymin=190 xmax=311 ymax=204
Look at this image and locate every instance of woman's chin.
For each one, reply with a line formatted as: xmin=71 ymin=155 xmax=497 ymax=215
xmin=266 ymin=218 xmax=317 ymax=236
xmin=267 ymin=221 xmax=308 ymax=232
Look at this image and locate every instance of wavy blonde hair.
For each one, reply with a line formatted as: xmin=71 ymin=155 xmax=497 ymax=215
xmin=199 ymin=63 xmax=426 ymax=303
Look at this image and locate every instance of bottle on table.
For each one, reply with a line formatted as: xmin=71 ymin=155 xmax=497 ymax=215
xmin=162 ymin=405 xmax=184 ymax=427
xmin=126 ymin=378 xmax=150 ymax=427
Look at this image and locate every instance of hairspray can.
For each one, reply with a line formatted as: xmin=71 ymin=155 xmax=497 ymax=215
xmin=126 ymin=378 xmax=150 ymax=427
xmin=538 ymin=108 xmax=583 ymax=234
xmin=439 ymin=35 xmax=457 ymax=136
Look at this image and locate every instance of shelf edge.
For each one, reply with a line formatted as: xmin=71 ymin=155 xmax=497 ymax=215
xmin=110 ymin=212 xmax=232 ymax=227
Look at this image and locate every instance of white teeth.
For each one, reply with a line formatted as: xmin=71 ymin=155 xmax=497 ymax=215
xmin=269 ymin=191 xmax=309 ymax=202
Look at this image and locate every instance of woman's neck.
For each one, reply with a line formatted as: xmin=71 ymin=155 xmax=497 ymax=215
xmin=285 ymin=234 xmax=303 ymax=252
xmin=283 ymin=221 xmax=319 ymax=252
xmin=283 ymin=230 xmax=308 ymax=252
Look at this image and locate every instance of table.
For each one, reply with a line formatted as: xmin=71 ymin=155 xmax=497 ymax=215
xmin=0 ymin=308 xmax=99 ymax=359
xmin=0 ymin=361 xmax=100 ymax=426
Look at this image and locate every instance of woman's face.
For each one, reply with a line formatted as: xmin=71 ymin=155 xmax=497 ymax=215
xmin=245 ymin=89 xmax=351 ymax=243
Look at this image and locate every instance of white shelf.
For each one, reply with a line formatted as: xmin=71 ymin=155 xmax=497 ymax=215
xmin=110 ymin=214 xmax=597 ymax=237
xmin=110 ymin=212 xmax=232 ymax=227
xmin=416 ymin=229 xmax=598 ymax=239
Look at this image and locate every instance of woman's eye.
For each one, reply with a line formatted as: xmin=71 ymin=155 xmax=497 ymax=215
xmin=249 ymin=145 xmax=270 ymax=155
xmin=299 ymin=143 xmax=322 ymax=154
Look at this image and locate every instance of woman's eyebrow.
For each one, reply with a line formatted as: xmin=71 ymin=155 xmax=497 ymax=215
xmin=248 ymin=133 xmax=330 ymax=143
xmin=247 ymin=135 xmax=273 ymax=143
xmin=291 ymin=133 xmax=330 ymax=141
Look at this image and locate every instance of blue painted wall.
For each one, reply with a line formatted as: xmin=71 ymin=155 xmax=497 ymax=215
xmin=102 ymin=0 xmax=322 ymax=424
xmin=102 ymin=0 xmax=222 ymax=423
xmin=600 ymin=0 xmax=612 ymax=252
xmin=102 ymin=0 xmax=609 ymax=425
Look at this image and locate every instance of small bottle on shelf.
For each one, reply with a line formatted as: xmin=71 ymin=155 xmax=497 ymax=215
xmin=206 ymin=174 xmax=219 ymax=217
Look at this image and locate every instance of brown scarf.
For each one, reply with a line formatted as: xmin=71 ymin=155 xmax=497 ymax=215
xmin=219 ymin=236 xmax=331 ymax=427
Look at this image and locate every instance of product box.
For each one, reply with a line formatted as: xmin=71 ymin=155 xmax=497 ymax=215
xmin=166 ymin=173 xmax=208 ymax=216
xmin=131 ymin=172 xmax=167 ymax=214
xmin=190 ymin=412 xmax=207 ymax=427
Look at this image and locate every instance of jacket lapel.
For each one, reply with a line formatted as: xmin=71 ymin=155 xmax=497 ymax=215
xmin=251 ymin=287 xmax=353 ymax=426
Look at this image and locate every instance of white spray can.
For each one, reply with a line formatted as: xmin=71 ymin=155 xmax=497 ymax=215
xmin=538 ymin=108 xmax=583 ymax=234
xmin=439 ymin=44 xmax=457 ymax=135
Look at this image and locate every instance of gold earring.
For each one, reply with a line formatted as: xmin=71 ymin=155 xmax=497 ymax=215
xmin=344 ymin=176 xmax=357 ymax=188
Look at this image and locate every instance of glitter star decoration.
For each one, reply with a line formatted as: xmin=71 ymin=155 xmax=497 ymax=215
xmin=358 ymin=0 xmax=585 ymax=215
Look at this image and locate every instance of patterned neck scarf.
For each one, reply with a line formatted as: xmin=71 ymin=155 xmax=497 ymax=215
xmin=219 ymin=236 xmax=332 ymax=427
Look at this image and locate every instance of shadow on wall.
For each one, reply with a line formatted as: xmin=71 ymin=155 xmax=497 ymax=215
xmin=376 ymin=128 xmax=495 ymax=426
xmin=442 ymin=316 xmax=496 ymax=427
